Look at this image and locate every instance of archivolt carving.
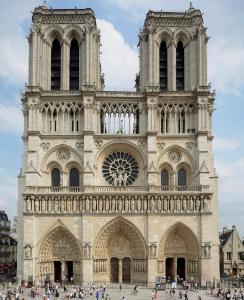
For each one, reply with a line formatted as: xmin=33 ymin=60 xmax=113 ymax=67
xmin=93 ymin=217 xmax=147 ymax=259
xmin=39 ymin=225 xmax=81 ymax=263
xmin=159 ymin=222 xmax=199 ymax=260
xmin=64 ymin=24 xmax=84 ymax=44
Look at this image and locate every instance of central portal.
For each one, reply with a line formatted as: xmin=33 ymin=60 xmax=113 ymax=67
xmin=54 ymin=261 xmax=61 ymax=282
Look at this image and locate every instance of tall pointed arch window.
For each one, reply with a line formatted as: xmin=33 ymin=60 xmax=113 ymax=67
xmin=159 ymin=41 xmax=167 ymax=90
xmin=176 ymin=41 xmax=184 ymax=90
xmin=51 ymin=168 xmax=61 ymax=187
xmin=70 ymin=39 xmax=79 ymax=90
xmin=51 ymin=39 xmax=61 ymax=90
xmin=161 ymin=169 xmax=169 ymax=187
xmin=69 ymin=168 xmax=80 ymax=187
xmin=178 ymin=168 xmax=187 ymax=186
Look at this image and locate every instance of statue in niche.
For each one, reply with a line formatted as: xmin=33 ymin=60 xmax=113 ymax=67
xmin=182 ymin=198 xmax=187 ymax=211
xmin=34 ymin=200 xmax=38 ymax=212
xmin=143 ymin=198 xmax=147 ymax=211
xmin=26 ymin=198 xmax=31 ymax=211
xmin=60 ymin=198 xmax=65 ymax=212
xmin=67 ymin=198 xmax=71 ymax=212
xmin=137 ymin=198 xmax=142 ymax=213
xmin=163 ymin=199 xmax=168 ymax=211
xmin=118 ymin=197 xmax=123 ymax=212
xmin=41 ymin=199 xmax=45 ymax=212
xmin=176 ymin=198 xmax=181 ymax=212
xmin=85 ymin=197 xmax=90 ymax=212
xmin=99 ymin=198 xmax=103 ymax=212
xmin=157 ymin=197 xmax=162 ymax=212
xmin=24 ymin=244 xmax=32 ymax=259
xmin=131 ymin=197 xmax=135 ymax=213
xmin=124 ymin=197 xmax=129 ymax=212
xmin=83 ymin=243 xmax=91 ymax=259
xmin=92 ymin=198 xmax=96 ymax=212
xmin=150 ymin=197 xmax=155 ymax=212
xmin=196 ymin=197 xmax=201 ymax=211
xmin=149 ymin=243 xmax=156 ymax=258
xmin=54 ymin=198 xmax=59 ymax=212
xmin=105 ymin=197 xmax=110 ymax=212
xmin=111 ymin=198 xmax=116 ymax=212
xmin=203 ymin=243 xmax=211 ymax=257
xmin=170 ymin=198 xmax=174 ymax=212
xmin=189 ymin=197 xmax=194 ymax=211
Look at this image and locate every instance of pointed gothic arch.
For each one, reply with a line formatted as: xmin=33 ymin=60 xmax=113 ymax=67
xmin=38 ymin=224 xmax=82 ymax=283
xmin=93 ymin=217 xmax=147 ymax=283
xmin=158 ymin=222 xmax=200 ymax=281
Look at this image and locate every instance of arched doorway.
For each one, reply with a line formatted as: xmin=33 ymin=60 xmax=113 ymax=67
xmin=39 ymin=225 xmax=81 ymax=284
xmin=93 ymin=217 xmax=147 ymax=284
xmin=110 ymin=257 xmax=119 ymax=282
xmin=159 ymin=222 xmax=200 ymax=283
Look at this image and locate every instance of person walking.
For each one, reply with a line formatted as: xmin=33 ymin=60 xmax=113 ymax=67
xmin=95 ymin=290 xmax=99 ymax=300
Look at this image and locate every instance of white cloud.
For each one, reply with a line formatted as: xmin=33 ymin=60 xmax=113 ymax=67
xmin=0 ymin=104 xmax=23 ymax=134
xmin=0 ymin=0 xmax=41 ymax=84
xmin=97 ymin=19 xmax=138 ymax=90
xmin=209 ymin=40 xmax=244 ymax=95
xmin=213 ymin=137 xmax=240 ymax=151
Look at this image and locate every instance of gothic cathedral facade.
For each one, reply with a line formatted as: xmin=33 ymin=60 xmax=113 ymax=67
xmin=17 ymin=4 xmax=220 ymax=286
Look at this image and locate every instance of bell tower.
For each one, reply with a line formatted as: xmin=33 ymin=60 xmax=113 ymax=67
xmin=28 ymin=4 xmax=103 ymax=90
xmin=138 ymin=3 xmax=208 ymax=91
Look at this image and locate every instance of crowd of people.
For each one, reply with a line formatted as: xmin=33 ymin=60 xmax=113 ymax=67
xmin=211 ymin=288 xmax=244 ymax=300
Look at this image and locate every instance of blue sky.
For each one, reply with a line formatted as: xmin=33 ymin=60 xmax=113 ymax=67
xmin=0 ymin=0 xmax=244 ymax=234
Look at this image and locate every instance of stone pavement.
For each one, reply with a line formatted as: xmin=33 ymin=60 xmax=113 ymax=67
xmin=0 ymin=286 xmax=214 ymax=300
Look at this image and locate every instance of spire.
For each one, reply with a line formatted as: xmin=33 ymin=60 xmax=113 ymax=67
xmin=188 ymin=2 xmax=195 ymax=12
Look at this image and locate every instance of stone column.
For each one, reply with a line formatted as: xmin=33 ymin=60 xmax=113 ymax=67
xmin=61 ymin=260 xmax=65 ymax=282
xmin=61 ymin=40 xmax=69 ymax=90
xmin=174 ymin=257 xmax=177 ymax=281
xmin=170 ymin=42 xmax=176 ymax=91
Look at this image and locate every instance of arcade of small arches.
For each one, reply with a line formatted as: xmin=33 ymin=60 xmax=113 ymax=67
xmin=36 ymin=219 xmax=201 ymax=284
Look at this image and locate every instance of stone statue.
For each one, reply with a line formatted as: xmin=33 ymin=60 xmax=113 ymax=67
xmin=157 ymin=197 xmax=162 ymax=212
xmin=92 ymin=198 xmax=97 ymax=212
xmin=118 ymin=197 xmax=122 ymax=212
xmin=54 ymin=198 xmax=59 ymax=212
xmin=182 ymin=198 xmax=187 ymax=211
xmin=163 ymin=199 xmax=168 ymax=211
xmin=112 ymin=198 xmax=116 ymax=212
xmin=35 ymin=200 xmax=39 ymax=212
xmin=99 ymin=197 xmax=103 ymax=212
xmin=170 ymin=198 xmax=174 ymax=212
xmin=176 ymin=199 xmax=181 ymax=212
xmin=149 ymin=243 xmax=156 ymax=257
xmin=105 ymin=197 xmax=110 ymax=212
xmin=189 ymin=197 xmax=194 ymax=211
xmin=137 ymin=198 xmax=142 ymax=213
xmin=26 ymin=198 xmax=31 ymax=211
xmin=125 ymin=197 xmax=129 ymax=212
xmin=85 ymin=197 xmax=90 ymax=212
xmin=204 ymin=197 xmax=210 ymax=212
xmin=24 ymin=244 xmax=32 ymax=259
xmin=131 ymin=198 xmax=135 ymax=213
xmin=61 ymin=198 xmax=65 ymax=212
xmin=41 ymin=198 xmax=46 ymax=212
xmin=196 ymin=197 xmax=201 ymax=211
xmin=143 ymin=198 xmax=148 ymax=212
xmin=150 ymin=197 xmax=155 ymax=212
xmin=83 ymin=243 xmax=91 ymax=258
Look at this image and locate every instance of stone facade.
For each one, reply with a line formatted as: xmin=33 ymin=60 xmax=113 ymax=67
xmin=220 ymin=226 xmax=244 ymax=277
xmin=17 ymin=4 xmax=219 ymax=286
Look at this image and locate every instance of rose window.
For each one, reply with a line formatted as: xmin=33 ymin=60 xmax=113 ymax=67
xmin=102 ymin=151 xmax=139 ymax=186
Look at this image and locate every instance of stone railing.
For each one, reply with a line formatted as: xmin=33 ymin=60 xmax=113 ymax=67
xmin=24 ymin=185 xmax=210 ymax=194
xmin=24 ymin=193 xmax=212 ymax=215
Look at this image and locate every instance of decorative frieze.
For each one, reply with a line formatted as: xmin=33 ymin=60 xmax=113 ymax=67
xmin=24 ymin=194 xmax=211 ymax=215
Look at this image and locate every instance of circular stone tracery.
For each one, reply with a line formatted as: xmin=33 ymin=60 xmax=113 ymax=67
xmin=102 ymin=151 xmax=139 ymax=186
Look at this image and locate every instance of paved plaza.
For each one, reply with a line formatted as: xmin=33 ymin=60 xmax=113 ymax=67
xmin=0 ymin=285 xmax=215 ymax=300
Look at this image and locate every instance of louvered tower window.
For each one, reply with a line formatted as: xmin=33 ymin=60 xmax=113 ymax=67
xmin=51 ymin=39 xmax=61 ymax=90
xmin=70 ymin=39 xmax=79 ymax=90
xmin=176 ymin=41 xmax=184 ymax=90
xmin=159 ymin=41 xmax=167 ymax=90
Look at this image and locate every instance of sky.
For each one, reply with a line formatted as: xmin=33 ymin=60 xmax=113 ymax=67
xmin=0 ymin=0 xmax=244 ymax=234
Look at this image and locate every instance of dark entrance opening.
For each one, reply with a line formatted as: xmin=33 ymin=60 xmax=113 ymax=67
xmin=110 ymin=257 xmax=119 ymax=283
xmin=177 ymin=257 xmax=185 ymax=280
xmin=54 ymin=261 xmax=61 ymax=282
xmin=122 ymin=257 xmax=131 ymax=283
xmin=166 ymin=257 xmax=174 ymax=281
xmin=66 ymin=261 xmax=73 ymax=281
